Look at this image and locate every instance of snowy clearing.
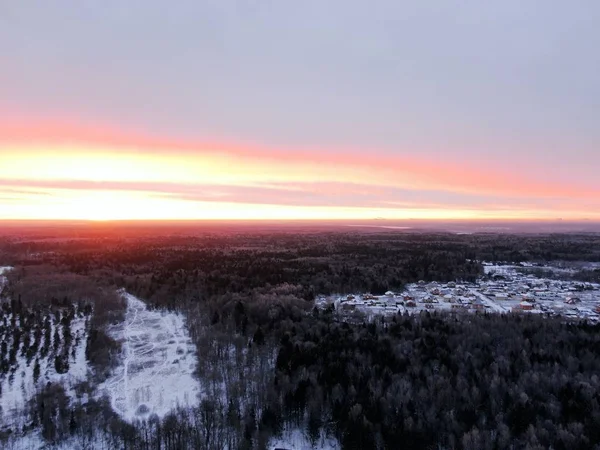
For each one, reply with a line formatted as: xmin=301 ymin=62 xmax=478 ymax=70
xmin=0 ymin=309 xmax=90 ymax=430
xmin=0 ymin=266 xmax=12 ymax=289
xmin=2 ymin=429 xmax=114 ymax=450
xmin=269 ymin=427 xmax=340 ymax=450
xmin=98 ymin=292 xmax=200 ymax=422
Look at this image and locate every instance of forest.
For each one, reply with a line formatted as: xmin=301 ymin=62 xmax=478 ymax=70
xmin=1 ymin=228 xmax=600 ymax=449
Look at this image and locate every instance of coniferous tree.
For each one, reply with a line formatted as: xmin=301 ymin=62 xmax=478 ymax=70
xmin=33 ymin=358 xmax=41 ymax=383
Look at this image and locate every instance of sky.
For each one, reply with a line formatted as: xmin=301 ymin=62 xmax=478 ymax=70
xmin=1 ymin=1 xmax=599 ymax=221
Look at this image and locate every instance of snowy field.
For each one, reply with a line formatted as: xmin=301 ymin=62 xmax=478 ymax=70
xmin=2 ymin=430 xmax=114 ymax=450
xmin=0 ymin=310 xmax=90 ymax=430
xmin=269 ymin=427 xmax=340 ymax=450
xmin=0 ymin=265 xmax=12 ymax=288
xmin=483 ymin=264 xmax=518 ymax=276
xmin=98 ymin=292 xmax=200 ymax=422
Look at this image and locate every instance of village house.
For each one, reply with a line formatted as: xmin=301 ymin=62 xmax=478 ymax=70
xmin=519 ymin=301 xmax=534 ymax=311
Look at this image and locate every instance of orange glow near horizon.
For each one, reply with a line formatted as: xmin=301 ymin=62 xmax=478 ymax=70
xmin=2 ymin=188 xmax=584 ymax=222
xmin=1 ymin=122 xmax=600 ymax=222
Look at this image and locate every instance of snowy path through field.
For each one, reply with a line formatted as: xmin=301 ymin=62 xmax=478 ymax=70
xmin=99 ymin=292 xmax=200 ymax=422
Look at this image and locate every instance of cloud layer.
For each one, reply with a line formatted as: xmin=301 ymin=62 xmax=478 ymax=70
xmin=1 ymin=2 xmax=599 ymax=220
xmin=1 ymin=126 xmax=599 ymax=220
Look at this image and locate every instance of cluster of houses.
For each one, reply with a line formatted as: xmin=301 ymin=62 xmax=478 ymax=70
xmin=316 ymin=263 xmax=600 ymax=322
xmin=481 ymin=263 xmax=600 ymax=320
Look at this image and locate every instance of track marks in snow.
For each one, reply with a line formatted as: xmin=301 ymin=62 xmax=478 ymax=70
xmin=99 ymin=293 xmax=200 ymax=422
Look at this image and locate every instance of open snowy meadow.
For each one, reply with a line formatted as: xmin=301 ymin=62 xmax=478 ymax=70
xmin=98 ymin=292 xmax=200 ymax=422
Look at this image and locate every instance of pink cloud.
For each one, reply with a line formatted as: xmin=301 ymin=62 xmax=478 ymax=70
xmin=1 ymin=118 xmax=598 ymax=206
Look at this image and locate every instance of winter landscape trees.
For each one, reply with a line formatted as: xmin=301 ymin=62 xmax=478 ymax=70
xmin=1 ymin=225 xmax=600 ymax=449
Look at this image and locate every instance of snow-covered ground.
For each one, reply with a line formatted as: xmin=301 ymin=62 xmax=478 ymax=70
xmin=269 ymin=427 xmax=340 ymax=450
xmin=2 ymin=429 xmax=114 ymax=450
xmin=98 ymin=292 xmax=200 ymax=422
xmin=0 ymin=312 xmax=90 ymax=429
xmin=468 ymin=288 xmax=508 ymax=313
xmin=483 ymin=264 xmax=518 ymax=276
xmin=0 ymin=265 xmax=12 ymax=289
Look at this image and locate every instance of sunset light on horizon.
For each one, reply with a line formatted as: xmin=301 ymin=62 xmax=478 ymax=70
xmin=1 ymin=2 xmax=599 ymax=222
xmin=2 ymin=125 xmax=599 ymax=222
